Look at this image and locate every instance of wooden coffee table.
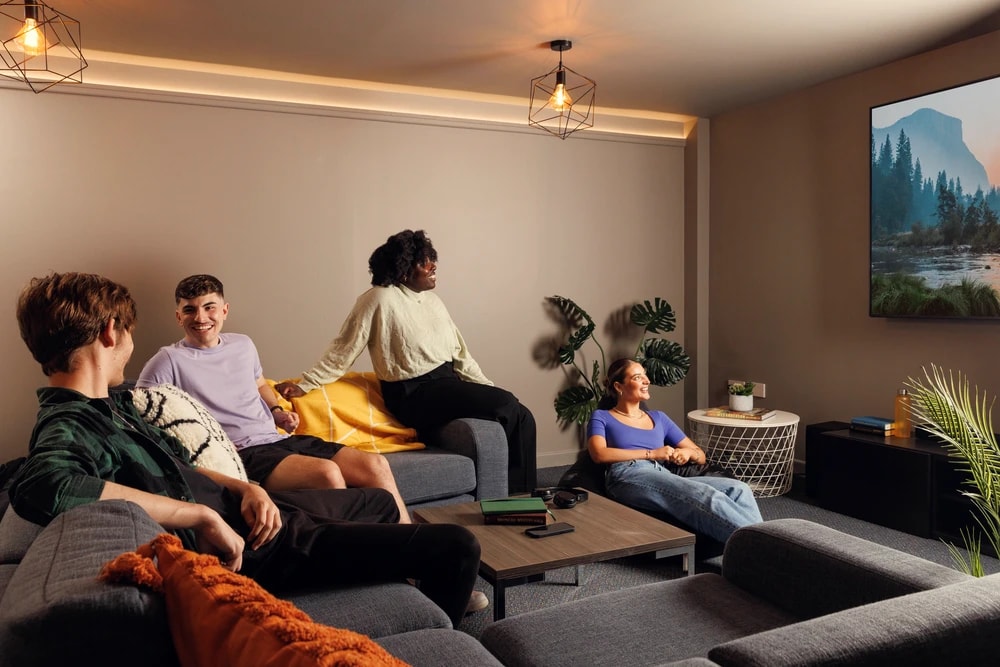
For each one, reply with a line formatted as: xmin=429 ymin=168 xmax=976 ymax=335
xmin=413 ymin=492 xmax=695 ymax=620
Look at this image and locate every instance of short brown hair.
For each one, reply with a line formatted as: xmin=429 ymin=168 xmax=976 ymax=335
xmin=17 ymin=272 xmax=137 ymax=376
xmin=174 ymin=274 xmax=224 ymax=303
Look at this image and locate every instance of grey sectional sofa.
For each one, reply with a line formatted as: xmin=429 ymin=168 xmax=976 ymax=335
xmin=481 ymin=518 xmax=999 ymax=667
xmin=0 ymin=416 xmax=509 ymax=667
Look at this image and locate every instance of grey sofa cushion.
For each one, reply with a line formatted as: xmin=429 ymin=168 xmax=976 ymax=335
xmin=0 ymin=506 xmax=44 ymax=610
xmin=0 ymin=500 xmax=175 ymax=667
xmin=0 ymin=505 xmax=43 ymax=565
xmin=287 ymin=581 xmax=451 ymax=638
xmin=480 ymin=574 xmax=798 ymax=667
xmin=0 ymin=566 xmax=15 ymax=609
xmin=722 ymin=518 xmax=971 ymax=619
xmin=389 ymin=448 xmax=476 ymax=505
xmin=377 ymin=628 xmax=505 ymax=666
xmin=709 ymin=573 xmax=1000 ymax=666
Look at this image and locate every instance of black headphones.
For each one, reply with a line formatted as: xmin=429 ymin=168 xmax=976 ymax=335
xmin=531 ymin=486 xmax=589 ymax=509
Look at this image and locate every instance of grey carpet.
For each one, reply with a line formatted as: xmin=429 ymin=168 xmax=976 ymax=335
xmin=456 ymin=465 xmax=1000 ymax=639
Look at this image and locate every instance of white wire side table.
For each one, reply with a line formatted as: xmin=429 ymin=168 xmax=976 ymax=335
xmin=686 ymin=409 xmax=800 ymax=497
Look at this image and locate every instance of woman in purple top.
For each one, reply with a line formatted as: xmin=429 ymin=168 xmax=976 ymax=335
xmin=587 ymin=359 xmax=762 ymax=543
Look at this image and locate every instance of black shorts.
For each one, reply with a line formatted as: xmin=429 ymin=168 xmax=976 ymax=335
xmin=239 ymin=436 xmax=345 ymax=483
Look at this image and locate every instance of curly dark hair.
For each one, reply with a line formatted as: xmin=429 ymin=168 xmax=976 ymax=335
xmin=369 ymin=230 xmax=438 ymax=287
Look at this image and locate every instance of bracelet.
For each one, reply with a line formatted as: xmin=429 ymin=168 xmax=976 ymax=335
xmin=269 ymin=404 xmax=283 ymax=413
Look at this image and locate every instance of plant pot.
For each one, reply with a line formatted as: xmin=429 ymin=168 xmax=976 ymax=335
xmin=729 ymin=394 xmax=753 ymax=412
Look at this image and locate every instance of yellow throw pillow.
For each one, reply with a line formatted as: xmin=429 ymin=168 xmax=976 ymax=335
xmin=266 ymin=373 xmax=424 ymax=454
xmin=100 ymin=533 xmax=411 ymax=667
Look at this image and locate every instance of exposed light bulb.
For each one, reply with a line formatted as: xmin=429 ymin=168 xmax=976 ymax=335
xmin=14 ymin=17 xmax=46 ymax=57
xmin=549 ymin=83 xmax=572 ymax=111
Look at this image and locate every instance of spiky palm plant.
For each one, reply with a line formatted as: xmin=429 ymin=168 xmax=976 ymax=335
xmin=547 ymin=295 xmax=691 ymax=427
xmin=906 ymin=365 xmax=1000 ymax=576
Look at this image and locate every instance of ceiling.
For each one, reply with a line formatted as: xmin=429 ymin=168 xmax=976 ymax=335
xmin=24 ymin=0 xmax=1000 ymax=118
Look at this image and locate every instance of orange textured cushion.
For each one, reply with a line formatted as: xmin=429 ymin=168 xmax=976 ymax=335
xmin=100 ymin=533 xmax=410 ymax=667
xmin=267 ymin=373 xmax=424 ymax=454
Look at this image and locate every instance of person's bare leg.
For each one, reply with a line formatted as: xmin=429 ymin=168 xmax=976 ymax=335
xmin=260 ymin=452 xmax=411 ymax=524
xmin=332 ymin=448 xmax=411 ymax=523
xmin=262 ymin=455 xmax=347 ymax=491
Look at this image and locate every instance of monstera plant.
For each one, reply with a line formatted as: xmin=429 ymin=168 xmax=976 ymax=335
xmin=546 ymin=295 xmax=691 ymax=427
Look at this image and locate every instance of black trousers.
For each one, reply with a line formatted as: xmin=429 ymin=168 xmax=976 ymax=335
xmin=234 ymin=487 xmax=480 ymax=627
xmin=381 ymin=363 xmax=537 ymax=493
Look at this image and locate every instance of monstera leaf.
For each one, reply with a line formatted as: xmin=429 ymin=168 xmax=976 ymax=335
xmin=630 ymin=298 xmax=677 ymax=334
xmin=554 ymin=384 xmax=601 ymax=427
xmin=546 ymin=294 xmax=690 ymax=428
xmin=549 ymin=295 xmax=597 ymax=365
xmin=637 ymin=339 xmax=691 ymax=386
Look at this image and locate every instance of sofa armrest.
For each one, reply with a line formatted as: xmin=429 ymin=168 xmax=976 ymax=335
xmin=424 ymin=418 xmax=508 ymax=500
xmin=0 ymin=500 xmax=175 ymax=667
xmin=709 ymin=573 xmax=1000 ymax=666
xmin=722 ymin=518 xmax=970 ymax=619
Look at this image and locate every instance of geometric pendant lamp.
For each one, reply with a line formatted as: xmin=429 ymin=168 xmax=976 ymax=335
xmin=0 ymin=0 xmax=86 ymax=93
xmin=528 ymin=39 xmax=596 ymax=139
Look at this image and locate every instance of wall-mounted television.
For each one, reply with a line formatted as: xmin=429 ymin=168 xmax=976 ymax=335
xmin=870 ymin=74 xmax=1000 ymax=319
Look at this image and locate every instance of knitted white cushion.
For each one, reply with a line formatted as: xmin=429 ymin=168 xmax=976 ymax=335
xmin=132 ymin=384 xmax=248 ymax=482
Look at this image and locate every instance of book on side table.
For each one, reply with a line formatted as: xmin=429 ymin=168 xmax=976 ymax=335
xmin=704 ymin=406 xmax=776 ymax=421
xmin=480 ymin=497 xmax=550 ymax=525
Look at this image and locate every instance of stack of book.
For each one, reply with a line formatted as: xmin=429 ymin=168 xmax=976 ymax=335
xmin=480 ymin=497 xmax=550 ymax=526
xmin=850 ymin=416 xmax=895 ymax=436
xmin=704 ymin=406 xmax=776 ymax=421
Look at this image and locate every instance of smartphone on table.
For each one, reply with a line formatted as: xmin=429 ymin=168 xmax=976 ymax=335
xmin=524 ymin=522 xmax=575 ymax=538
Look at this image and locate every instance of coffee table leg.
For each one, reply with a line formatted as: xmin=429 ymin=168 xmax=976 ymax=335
xmin=655 ymin=545 xmax=696 ymax=575
xmin=493 ymin=582 xmax=506 ymax=621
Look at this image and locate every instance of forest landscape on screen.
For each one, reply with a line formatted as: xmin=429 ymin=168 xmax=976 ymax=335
xmin=871 ymin=73 xmax=1000 ymax=319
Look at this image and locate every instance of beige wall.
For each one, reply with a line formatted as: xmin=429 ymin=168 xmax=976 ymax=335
xmin=710 ymin=29 xmax=1000 ymax=463
xmin=0 ymin=87 xmax=687 ymax=465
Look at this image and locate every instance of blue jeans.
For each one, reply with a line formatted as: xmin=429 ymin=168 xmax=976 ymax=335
xmin=605 ymin=460 xmax=763 ymax=543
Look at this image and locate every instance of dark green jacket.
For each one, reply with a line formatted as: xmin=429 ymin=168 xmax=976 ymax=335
xmin=11 ymin=386 xmax=200 ymax=546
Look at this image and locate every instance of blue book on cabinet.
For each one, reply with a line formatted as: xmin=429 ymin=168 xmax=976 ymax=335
xmin=850 ymin=416 xmax=895 ymax=431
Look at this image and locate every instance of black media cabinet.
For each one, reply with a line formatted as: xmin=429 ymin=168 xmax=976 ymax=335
xmin=805 ymin=422 xmax=979 ymax=545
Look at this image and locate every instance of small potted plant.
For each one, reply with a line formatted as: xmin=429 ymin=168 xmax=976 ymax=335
xmin=728 ymin=381 xmax=755 ymax=412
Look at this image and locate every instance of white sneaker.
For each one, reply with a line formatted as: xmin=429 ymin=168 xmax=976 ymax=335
xmin=465 ymin=590 xmax=489 ymax=615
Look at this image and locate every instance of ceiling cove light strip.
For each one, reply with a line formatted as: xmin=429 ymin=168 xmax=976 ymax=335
xmin=0 ymin=48 xmax=692 ymax=142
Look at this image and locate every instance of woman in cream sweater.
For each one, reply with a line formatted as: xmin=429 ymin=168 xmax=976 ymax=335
xmin=277 ymin=229 xmax=536 ymax=493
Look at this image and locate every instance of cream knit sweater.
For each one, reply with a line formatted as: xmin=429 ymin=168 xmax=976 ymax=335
xmin=297 ymin=284 xmax=492 ymax=392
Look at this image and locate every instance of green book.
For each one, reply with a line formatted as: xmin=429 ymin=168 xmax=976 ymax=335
xmin=480 ymin=497 xmax=547 ymax=515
